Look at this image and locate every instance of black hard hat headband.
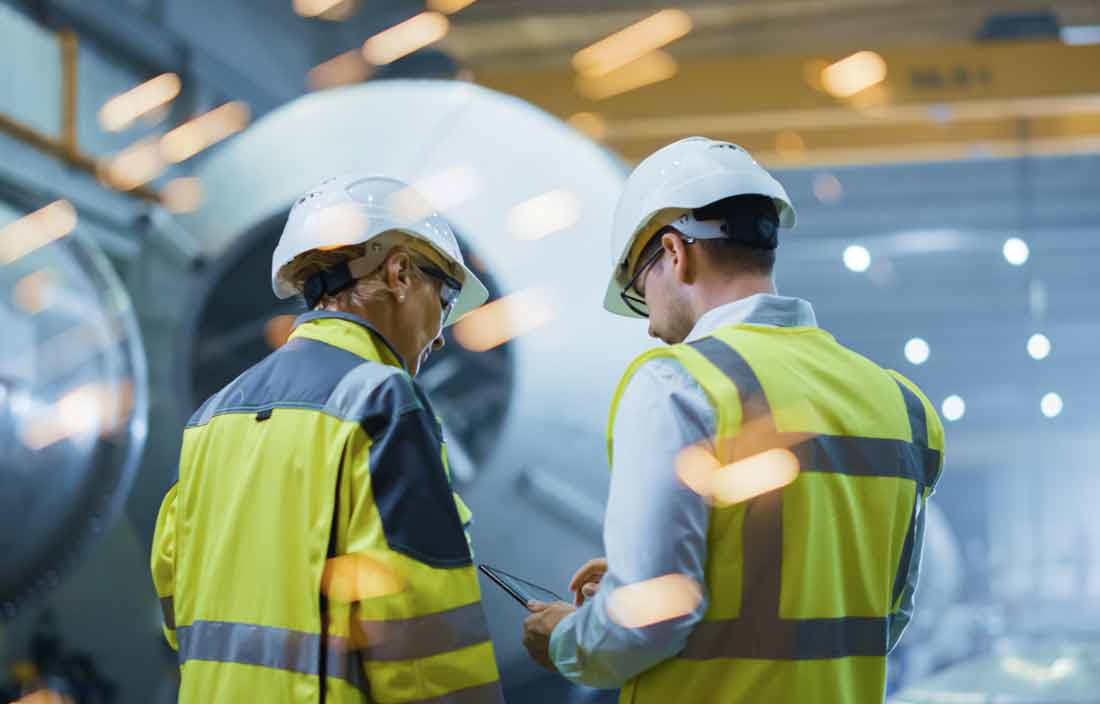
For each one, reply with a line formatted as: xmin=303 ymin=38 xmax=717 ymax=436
xmin=302 ymin=262 xmax=355 ymax=309
xmin=689 ymin=195 xmax=780 ymax=250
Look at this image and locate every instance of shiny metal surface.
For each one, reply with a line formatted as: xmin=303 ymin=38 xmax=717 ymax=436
xmin=0 ymin=207 xmax=147 ymax=618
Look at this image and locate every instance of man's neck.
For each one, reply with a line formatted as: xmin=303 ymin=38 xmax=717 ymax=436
xmin=690 ymin=274 xmax=776 ymax=324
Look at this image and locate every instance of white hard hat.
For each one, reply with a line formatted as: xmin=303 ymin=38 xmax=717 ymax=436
xmin=603 ymin=137 xmax=796 ymax=318
xmin=272 ymin=174 xmax=489 ymax=327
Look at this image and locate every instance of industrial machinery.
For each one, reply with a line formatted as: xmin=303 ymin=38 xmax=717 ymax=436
xmin=0 ymin=204 xmax=147 ymax=618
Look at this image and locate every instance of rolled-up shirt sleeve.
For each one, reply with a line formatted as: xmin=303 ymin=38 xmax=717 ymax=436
xmin=549 ymin=358 xmax=714 ymax=689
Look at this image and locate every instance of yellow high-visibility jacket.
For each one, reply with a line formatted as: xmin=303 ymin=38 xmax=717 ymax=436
xmin=608 ymin=322 xmax=944 ymax=703
xmin=151 ymin=311 xmax=503 ymax=704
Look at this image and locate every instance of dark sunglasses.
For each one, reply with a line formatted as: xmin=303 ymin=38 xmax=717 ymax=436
xmin=619 ymin=229 xmax=696 ymax=318
xmin=418 ymin=263 xmax=462 ymax=315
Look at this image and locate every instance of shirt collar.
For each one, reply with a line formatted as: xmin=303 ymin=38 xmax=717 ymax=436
xmin=685 ymin=294 xmax=818 ymax=343
xmin=289 ymin=310 xmax=407 ymax=370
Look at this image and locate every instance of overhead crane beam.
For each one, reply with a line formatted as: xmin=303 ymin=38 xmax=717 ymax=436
xmin=475 ymin=41 xmax=1100 ymax=165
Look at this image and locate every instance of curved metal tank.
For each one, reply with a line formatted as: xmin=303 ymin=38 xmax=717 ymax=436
xmin=0 ymin=208 xmax=148 ymax=617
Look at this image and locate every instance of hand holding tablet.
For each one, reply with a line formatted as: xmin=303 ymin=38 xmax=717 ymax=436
xmin=478 ymin=564 xmax=564 ymax=609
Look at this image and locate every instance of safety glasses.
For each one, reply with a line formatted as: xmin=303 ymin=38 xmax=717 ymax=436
xmin=620 ymin=247 xmax=663 ymax=317
xmin=418 ymin=263 xmax=462 ymax=316
xmin=619 ymin=230 xmax=696 ymax=318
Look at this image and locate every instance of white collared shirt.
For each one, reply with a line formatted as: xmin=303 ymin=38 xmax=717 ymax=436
xmin=548 ymin=294 xmax=818 ymax=689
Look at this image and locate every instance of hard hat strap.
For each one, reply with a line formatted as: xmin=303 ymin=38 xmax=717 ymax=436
xmin=301 ymin=247 xmax=455 ymax=309
xmin=301 ymin=245 xmax=399 ymax=309
xmin=670 ymin=211 xmax=778 ymax=249
xmin=668 ymin=212 xmax=726 ymax=241
xmin=303 ymin=262 xmax=355 ymax=309
xmin=691 ymin=195 xmax=780 ymax=250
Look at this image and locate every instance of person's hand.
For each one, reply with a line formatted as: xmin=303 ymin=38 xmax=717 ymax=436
xmin=569 ymin=557 xmax=608 ymax=607
xmin=522 ymin=600 xmax=575 ymax=672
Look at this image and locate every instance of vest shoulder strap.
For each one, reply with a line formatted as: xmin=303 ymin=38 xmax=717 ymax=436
xmin=886 ymin=369 xmax=945 ymax=453
xmin=685 ymin=330 xmax=774 ymax=464
xmin=607 ymin=334 xmax=747 ymax=467
xmin=886 ymin=369 xmax=945 ymax=490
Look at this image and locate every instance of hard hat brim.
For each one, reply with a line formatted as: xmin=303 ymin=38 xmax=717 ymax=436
xmin=446 ymin=264 xmax=489 ymax=327
xmin=602 ymin=276 xmax=647 ymax=319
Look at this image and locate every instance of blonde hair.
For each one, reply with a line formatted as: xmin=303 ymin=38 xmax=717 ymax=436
xmin=283 ymin=240 xmax=428 ymax=312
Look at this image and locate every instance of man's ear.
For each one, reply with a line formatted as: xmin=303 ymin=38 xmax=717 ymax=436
xmin=663 ymin=231 xmax=694 ymax=285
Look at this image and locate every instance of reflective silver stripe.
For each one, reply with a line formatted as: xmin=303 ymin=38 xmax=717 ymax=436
xmin=160 ymin=597 xmax=175 ymax=630
xmin=403 ymin=681 xmax=505 ymax=704
xmin=688 ymin=337 xmax=770 ymax=427
xmin=326 ymin=636 xmax=369 ymax=693
xmin=789 ymin=434 xmax=939 ymax=487
xmin=358 ymin=602 xmax=491 ymax=662
xmin=178 ymin=621 xmax=317 ymax=673
xmin=894 ymin=379 xmax=929 ymax=448
xmin=681 ymin=616 xmax=889 ymax=661
xmin=893 ymin=378 xmax=941 ymax=487
xmin=177 ymin=620 xmax=366 ymax=692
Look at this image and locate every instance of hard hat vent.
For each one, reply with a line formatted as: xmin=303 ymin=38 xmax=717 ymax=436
xmin=297 ymin=190 xmax=323 ymax=206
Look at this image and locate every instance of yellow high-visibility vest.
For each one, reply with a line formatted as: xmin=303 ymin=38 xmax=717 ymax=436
xmin=607 ymin=322 xmax=944 ymax=703
xmin=151 ymin=311 xmax=502 ymax=704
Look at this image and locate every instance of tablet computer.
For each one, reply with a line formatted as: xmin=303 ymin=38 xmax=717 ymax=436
xmin=478 ymin=564 xmax=563 ymax=608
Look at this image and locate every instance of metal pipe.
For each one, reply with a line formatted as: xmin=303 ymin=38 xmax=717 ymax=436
xmin=60 ymin=28 xmax=78 ymax=154
xmin=0 ymin=114 xmax=160 ymax=203
xmin=0 ymin=22 xmax=160 ymax=203
xmin=35 ymin=0 xmax=281 ymax=115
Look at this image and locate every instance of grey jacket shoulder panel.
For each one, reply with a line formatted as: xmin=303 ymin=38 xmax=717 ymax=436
xmin=187 ymin=336 xmax=406 ymax=427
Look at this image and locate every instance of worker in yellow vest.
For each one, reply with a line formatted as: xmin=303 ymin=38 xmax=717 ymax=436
xmin=151 ymin=175 xmax=504 ymax=703
xmin=522 ymin=138 xmax=944 ymax=702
